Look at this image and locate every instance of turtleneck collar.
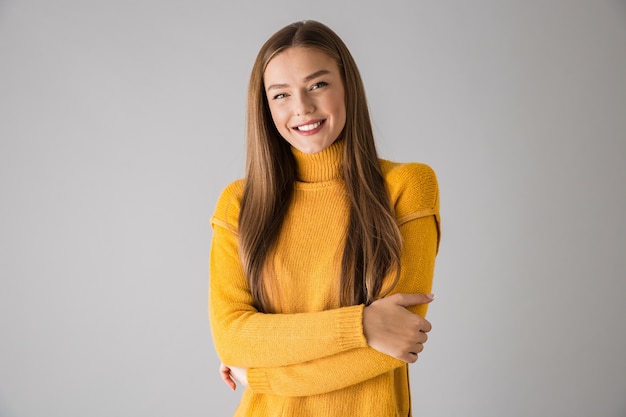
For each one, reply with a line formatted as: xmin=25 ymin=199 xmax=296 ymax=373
xmin=291 ymin=139 xmax=343 ymax=183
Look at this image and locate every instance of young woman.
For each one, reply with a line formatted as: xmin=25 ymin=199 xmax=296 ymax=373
xmin=209 ymin=20 xmax=440 ymax=417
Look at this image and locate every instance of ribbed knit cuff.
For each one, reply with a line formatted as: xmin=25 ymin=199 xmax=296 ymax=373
xmin=247 ymin=368 xmax=271 ymax=394
xmin=336 ymin=304 xmax=368 ymax=350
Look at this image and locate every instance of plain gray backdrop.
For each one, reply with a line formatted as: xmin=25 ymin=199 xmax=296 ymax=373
xmin=1 ymin=1 xmax=625 ymax=416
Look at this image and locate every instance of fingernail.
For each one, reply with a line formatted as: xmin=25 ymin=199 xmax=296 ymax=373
xmin=427 ymin=294 xmax=435 ymax=300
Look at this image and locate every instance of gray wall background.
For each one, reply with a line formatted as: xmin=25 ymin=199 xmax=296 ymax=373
xmin=1 ymin=1 xmax=625 ymax=416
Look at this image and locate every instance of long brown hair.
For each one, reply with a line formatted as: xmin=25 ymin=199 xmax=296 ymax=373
xmin=239 ymin=20 xmax=402 ymax=313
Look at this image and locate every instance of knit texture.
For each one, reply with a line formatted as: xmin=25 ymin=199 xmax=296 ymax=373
xmin=209 ymin=139 xmax=440 ymax=417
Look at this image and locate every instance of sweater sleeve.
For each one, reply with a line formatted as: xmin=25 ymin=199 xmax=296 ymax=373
xmin=209 ymin=181 xmax=368 ymax=369
xmin=247 ymin=347 xmax=404 ymax=397
xmin=246 ymin=213 xmax=439 ymax=397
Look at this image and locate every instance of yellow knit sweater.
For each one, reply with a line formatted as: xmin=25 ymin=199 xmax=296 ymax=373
xmin=209 ymin=140 xmax=440 ymax=417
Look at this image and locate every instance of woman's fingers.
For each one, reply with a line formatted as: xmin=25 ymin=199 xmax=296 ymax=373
xmin=362 ymin=293 xmax=434 ymax=363
xmin=228 ymin=366 xmax=249 ymax=387
xmin=220 ymin=363 xmax=237 ymax=391
xmin=391 ymin=293 xmax=435 ymax=308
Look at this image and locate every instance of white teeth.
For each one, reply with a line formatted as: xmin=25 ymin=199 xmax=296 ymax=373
xmin=296 ymin=121 xmax=322 ymax=131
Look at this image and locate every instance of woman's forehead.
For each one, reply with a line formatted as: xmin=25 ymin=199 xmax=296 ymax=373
xmin=264 ymin=47 xmax=339 ymax=84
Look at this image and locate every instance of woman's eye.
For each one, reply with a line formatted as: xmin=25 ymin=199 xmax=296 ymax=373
xmin=272 ymin=93 xmax=288 ymax=100
xmin=311 ymin=81 xmax=328 ymax=90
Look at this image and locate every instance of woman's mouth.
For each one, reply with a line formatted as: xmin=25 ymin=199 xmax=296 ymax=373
xmin=293 ymin=120 xmax=325 ymax=134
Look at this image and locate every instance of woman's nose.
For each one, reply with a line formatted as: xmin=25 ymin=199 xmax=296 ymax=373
xmin=294 ymin=93 xmax=314 ymax=116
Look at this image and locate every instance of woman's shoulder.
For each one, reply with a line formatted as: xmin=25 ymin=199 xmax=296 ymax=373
xmin=211 ymin=179 xmax=245 ymax=232
xmin=379 ymin=159 xmax=439 ymax=221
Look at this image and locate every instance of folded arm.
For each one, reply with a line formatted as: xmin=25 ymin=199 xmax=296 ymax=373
xmin=209 ymin=222 xmax=368 ymax=369
xmin=240 ymin=215 xmax=439 ymax=397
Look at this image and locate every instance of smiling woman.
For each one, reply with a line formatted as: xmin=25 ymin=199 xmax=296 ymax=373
xmin=208 ymin=20 xmax=440 ymax=417
xmin=264 ymin=47 xmax=346 ymax=154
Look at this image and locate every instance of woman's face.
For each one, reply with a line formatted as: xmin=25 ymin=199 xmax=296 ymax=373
xmin=263 ymin=47 xmax=346 ymax=155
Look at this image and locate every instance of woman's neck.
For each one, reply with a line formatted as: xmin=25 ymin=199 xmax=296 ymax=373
xmin=291 ymin=139 xmax=343 ymax=183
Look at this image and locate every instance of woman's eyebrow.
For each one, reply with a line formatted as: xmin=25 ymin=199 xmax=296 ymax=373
xmin=266 ymin=69 xmax=331 ymax=91
xmin=303 ymin=69 xmax=330 ymax=83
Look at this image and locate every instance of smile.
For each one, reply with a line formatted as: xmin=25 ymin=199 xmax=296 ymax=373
xmin=295 ymin=120 xmax=324 ymax=131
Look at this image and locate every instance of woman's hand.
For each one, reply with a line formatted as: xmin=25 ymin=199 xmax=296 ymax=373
xmin=362 ymin=293 xmax=434 ymax=363
xmin=219 ymin=363 xmax=248 ymax=391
